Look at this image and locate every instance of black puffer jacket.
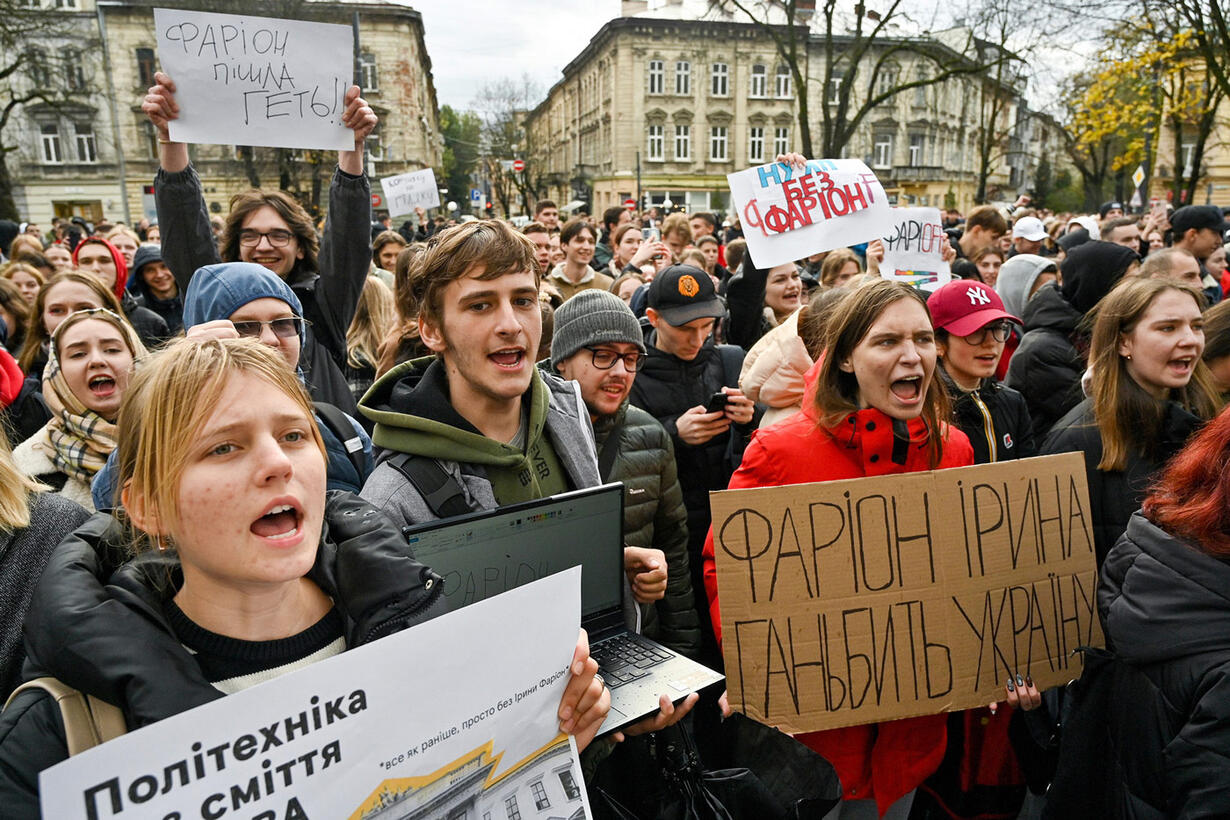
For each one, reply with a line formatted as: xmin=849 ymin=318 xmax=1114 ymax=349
xmin=1040 ymin=398 xmax=1202 ymax=566
xmin=1098 ymin=512 xmax=1230 ymax=818
xmin=120 ymin=291 xmax=172 ymax=349
xmin=594 ymin=403 xmax=701 ymax=659
xmin=1006 ymin=283 xmax=1085 ymax=439
xmin=0 ymin=493 xmax=444 ymax=816
xmin=942 ymin=369 xmax=1036 ymax=464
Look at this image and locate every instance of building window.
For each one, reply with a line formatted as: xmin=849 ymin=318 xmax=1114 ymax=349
xmin=709 ymin=126 xmax=728 ymax=161
xmin=504 ymin=795 xmax=521 ymax=820
xmin=908 ymin=133 xmax=925 ymax=166
xmin=1182 ymin=141 xmax=1197 ymax=177
xmin=40 ymin=124 xmax=62 ymax=164
xmin=135 ymin=47 xmax=156 ymax=88
xmin=446 ymin=808 xmax=467 ymax=820
xmin=364 ymin=132 xmax=382 ymax=168
xmin=826 ymin=77 xmax=842 ymax=106
xmin=711 ymin=62 xmax=728 ymax=96
xmin=26 ymin=49 xmax=51 ymax=88
xmin=675 ymin=61 xmax=690 ymax=95
xmin=873 ymin=133 xmax=893 ymax=169
xmin=877 ymin=66 xmax=898 ymax=98
xmin=748 ymin=126 xmax=765 ymax=162
xmin=914 ymin=68 xmax=929 ymax=106
xmin=647 ymin=124 xmax=663 ymax=160
xmin=559 ymin=770 xmax=581 ymax=800
xmin=648 ymin=60 xmax=664 ymax=94
xmin=53 ymin=0 xmax=76 ymax=7
xmin=775 ymin=64 xmax=792 ymax=98
xmin=750 ymin=64 xmax=766 ymax=97
xmin=773 ymin=126 xmax=790 ymax=156
xmin=75 ymin=124 xmax=97 ymax=163
xmin=674 ymin=125 xmax=690 ymax=161
xmin=359 ymin=52 xmax=378 ymax=92
xmin=530 ymin=781 xmax=550 ymax=810
xmin=142 ymin=121 xmax=158 ymax=158
xmin=64 ymin=50 xmax=85 ymax=91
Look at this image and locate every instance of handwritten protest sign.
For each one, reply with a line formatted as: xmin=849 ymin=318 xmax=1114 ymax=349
xmin=41 ymin=570 xmax=592 ymax=820
xmin=154 ymin=8 xmax=354 ymax=151
xmin=711 ymin=453 xmax=1103 ymax=734
xmin=727 ymin=158 xmax=892 ymax=268
xmin=880 ymin=206 xmax=952 ymax=289
xmin=381 ymin=168 xmax=441 ymax=215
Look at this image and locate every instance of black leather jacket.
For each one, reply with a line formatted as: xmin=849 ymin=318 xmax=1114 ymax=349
xmin=0 ymin=492 xmax=443 ymax=816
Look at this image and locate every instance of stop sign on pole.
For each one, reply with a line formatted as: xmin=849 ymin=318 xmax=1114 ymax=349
xmin=371 ymin=193 xmax=383 ymax=208
xmin=512 ymin=159 xmax=525 ymax=172
xmin=624 ymin=198 xmax=636 ymax=210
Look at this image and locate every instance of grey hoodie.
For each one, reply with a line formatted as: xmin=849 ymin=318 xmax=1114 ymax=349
xmin=996 ymin=253 xmax=1056 ymax=318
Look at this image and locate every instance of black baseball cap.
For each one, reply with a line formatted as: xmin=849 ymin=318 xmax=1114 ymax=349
xmin=1098 ymin=201 xmax=1124 ymax=218
xmin=647 ymin=265 xmax=725 ymax=326
xmin=1171 ymin=205 xmax=1230 ymax=236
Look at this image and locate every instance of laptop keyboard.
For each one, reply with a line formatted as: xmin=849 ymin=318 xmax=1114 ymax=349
xmin=591 ymin=634 xmax=674 ymax=688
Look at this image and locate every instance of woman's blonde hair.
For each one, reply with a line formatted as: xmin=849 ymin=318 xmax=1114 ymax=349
xmin=18 ymin=271 xmax=127 ymax=373
xmin=105 ymin=225 xmax=141 ymax=248
xmin=1089 ymin=277 xmax=1222 ymax=471
xmin=0 ymin=436 xmax=45 ymax=531
xmin=116 ymin=338 xmax=326 ymax=546
xmin=1 ymin=261 xmax=46 ymax=291
xmin=346 ymin=276 xmax=396 ymax=369
xmin=812 ymin=279 xmax=951 ymax=468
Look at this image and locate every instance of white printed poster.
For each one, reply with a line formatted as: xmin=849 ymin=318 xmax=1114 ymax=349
xmin=380 ymin=168 xmax=441 ymax=216
xmin=727 ymin=158 xmax=892 ymax=268
xmin=154 ymin=8 xmax=355 ymax=151
xmin=880 ymin=207 xmax=953 ymax=289
xmin=41 ymin=570 xmax=592 ymax=820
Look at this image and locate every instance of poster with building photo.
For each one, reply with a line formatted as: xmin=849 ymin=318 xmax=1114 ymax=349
xmin=40 ymin=571 xmax=591 ymax=820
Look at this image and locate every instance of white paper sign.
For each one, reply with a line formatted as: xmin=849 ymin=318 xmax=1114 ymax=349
xmin=381 ymin=169 xmax=441 ymax=215
xmin=880 ymin=207 xmax=953 ymax=289
xmin=154 ymin=8 xmax=354 ymax=151
xmin=727 ymin=158 xmax=892 ymax=268
xmin=41 ymin=570 xmax=591 ymax=820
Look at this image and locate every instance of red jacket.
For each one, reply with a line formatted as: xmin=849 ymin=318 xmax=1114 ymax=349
xmin=703 ymin=395 xmax=974 ymax=815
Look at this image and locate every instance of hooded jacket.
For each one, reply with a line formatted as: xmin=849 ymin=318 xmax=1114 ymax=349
xmin=69 ymin=237 xmax=171 ymax=348
xmin=1041 ymin=397 xmax=1203 ymax=566
xmin=1060 ymin=240 xmax=1139 ymax=316
xmin=1097 ymin=512 xmax=1230 ymax=817
xmin=154 ymin=164 xmax=370 ymax=416
xmin=359 ymin=356 xmax=600 ymax=526
xmin=0 ymin=493 xmax=445 ymax=817
xmin=129 ymin=244 xmax=183 ymax=335
xmin=701 ymin=361 xmax=975 ymax=815
xmin=1005 ymin=283 xmax=1086 ymax=438
xmin=995 ymin=254 xmax=1056 ymax=320
xmin=739 ymin=306 xmax=812 ymax=429
xmin=593 ymin=401 xmax=701 ymax=659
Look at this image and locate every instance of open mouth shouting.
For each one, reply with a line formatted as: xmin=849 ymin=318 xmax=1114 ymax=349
xmin=889 ymin=375 xmax=924 ymax=404
xmin=87 ymin=373 xmax=118 ymax=399
xmin=251 ymin=498 xmax=305 ymax=544
xmin=489 ymin=347 xmax=526 ymax=370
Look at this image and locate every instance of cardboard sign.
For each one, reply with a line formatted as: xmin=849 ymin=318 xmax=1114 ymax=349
xmin=380 ymin=168 xmax=441 ymax=216
xmin=727 ymin=158 xmax=892 ymax=268
xmin=154 ymin=8 xmax=354 ymax=151
xmin=40 ymin=570 xmax=592 ymax=819
xmin=711 ymin=453 xmax=1103 ymax=735
xmin=880 ymin=206 xmax=952 ymax=289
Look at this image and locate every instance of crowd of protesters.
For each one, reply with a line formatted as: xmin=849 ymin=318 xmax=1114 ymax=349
xmin=0 ymin=69 xmax=1227 ymax=820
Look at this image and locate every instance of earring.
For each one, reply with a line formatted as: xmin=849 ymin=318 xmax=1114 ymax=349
xmin=1125 ymin=354 xmax=1132 ymax=361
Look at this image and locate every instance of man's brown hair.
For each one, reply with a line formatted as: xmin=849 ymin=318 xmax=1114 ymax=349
xmin=965 ymin=205 xmax=1008 ymax=237
xmin=559 ymin=218 xmax=596 ymax=245
xmin=405 ymin=220 xmax=537 ymax=327
xmin=221 ymin=189 xmax=320 ymax=275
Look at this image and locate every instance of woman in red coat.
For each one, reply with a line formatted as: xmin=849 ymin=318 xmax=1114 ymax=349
xmin=703 ymin=278 xmax=974 ymax=818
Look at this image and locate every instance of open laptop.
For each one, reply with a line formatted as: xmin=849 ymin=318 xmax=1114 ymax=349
xmin=402 ymin=483 xmax=724 ymax=734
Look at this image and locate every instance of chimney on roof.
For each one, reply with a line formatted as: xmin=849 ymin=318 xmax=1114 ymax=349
xmin=621 ymin=0 xmax=649 ymax=16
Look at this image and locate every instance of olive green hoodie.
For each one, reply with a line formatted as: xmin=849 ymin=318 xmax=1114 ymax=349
xmin=358 ymin=356 xmax=600 ymax=523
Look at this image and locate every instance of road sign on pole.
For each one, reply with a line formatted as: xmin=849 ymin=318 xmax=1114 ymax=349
xmin=624 ymin=198 xmax=636 ymax=209
xmin=470 ymin=188 xmax=482 ymax=205
xmin=1132 ymin=165 xmax=1146 ymax=189
xmin=512 ymin=159 xmax=525 ymax=172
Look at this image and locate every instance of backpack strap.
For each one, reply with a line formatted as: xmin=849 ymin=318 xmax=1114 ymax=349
xmin=385 ymin=452 xmax=477 ymax=520
xmin=312 ymin=402 xmax=366 ymax=477
xmin=6 ymin=677 xmax=126 ymax=755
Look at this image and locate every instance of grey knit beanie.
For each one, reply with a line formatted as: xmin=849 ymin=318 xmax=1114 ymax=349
xmin=550 ymin=289 xmax=646 ymax=370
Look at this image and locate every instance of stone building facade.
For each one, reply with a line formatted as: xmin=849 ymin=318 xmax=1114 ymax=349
xmin=8 ymin=0 xmax=439 ymax=225
xmin=524 ymin=4 xmax=1033 ymax=217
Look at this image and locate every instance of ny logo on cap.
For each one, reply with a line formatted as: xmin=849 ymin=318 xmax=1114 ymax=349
xmin=966 ymin=286 xmax=990 ymax=306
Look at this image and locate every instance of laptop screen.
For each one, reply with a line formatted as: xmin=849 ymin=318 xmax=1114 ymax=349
xmin=404 ymin=484 xmax=624 ymax=619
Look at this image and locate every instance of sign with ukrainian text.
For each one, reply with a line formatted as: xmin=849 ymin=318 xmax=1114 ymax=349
xmin=40 ymin=570 xmax=592 ymax=820
xmin=154 ymin=9 xmax=355 ymax=151
xmin=710 ymin=453 xmax=1103 ymax=734
xmin=380 ymin=169 xmax=441 ymax=216
xmin=880 ymin=207 xmax=952 ymax=289
xmin=727 ymin=158 xmax=892 ymax=268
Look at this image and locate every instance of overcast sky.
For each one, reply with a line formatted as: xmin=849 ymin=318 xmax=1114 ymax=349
xmin=416 ymin=0 xmax=621 ymax=110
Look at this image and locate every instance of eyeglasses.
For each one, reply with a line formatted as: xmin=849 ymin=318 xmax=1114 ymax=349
xmin=232 ymin=317 xmax=304 ymax=339
xmin=585 ymin=347 xmax=645 ymax=371
xmin=238 ymin=229 xmax=295 ymax=248
xmin=960 ymin=322 xmax=1012 ymax=345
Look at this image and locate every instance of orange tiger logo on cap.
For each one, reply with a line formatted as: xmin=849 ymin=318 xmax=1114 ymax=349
xmin=678 ymin=274 xmax=700 ymax=297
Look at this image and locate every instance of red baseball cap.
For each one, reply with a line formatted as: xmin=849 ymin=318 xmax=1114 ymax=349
xmin=926 ymin=280 xmax=1021 ymax=337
